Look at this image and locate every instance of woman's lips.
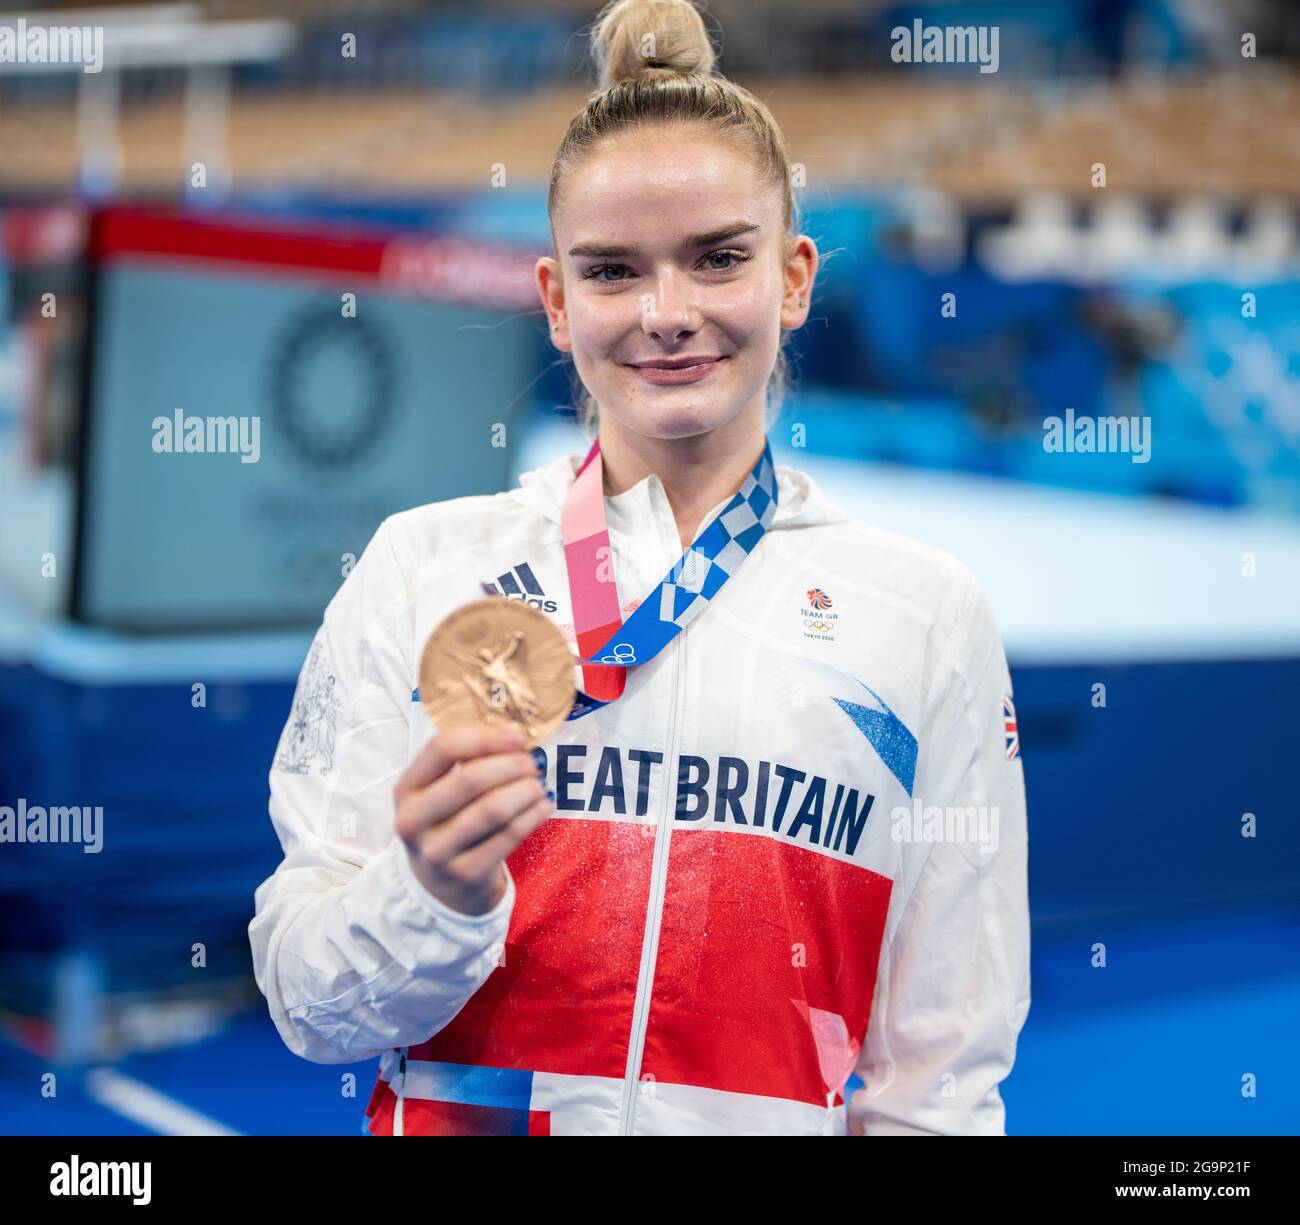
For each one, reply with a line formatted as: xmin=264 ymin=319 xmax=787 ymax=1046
xmin=629 ymin=357 xmax=726 ymax=385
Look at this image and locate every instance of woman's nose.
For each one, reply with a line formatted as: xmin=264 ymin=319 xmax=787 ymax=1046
xmin=640 ymin=274 xmax=698 ymax=340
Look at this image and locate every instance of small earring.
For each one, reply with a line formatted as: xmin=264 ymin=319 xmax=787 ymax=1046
xmin=798 ymin=298 xmax=806 ymax=307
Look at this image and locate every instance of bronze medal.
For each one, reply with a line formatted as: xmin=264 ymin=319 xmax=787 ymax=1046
xmin=418 ymin=597 xmax=576 ymax=747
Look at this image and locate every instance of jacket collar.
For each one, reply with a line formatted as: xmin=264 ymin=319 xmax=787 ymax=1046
xmin=512 ymin=447 xmax=849 ymax=537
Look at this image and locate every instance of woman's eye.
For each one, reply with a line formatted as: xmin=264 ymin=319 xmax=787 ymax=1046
xmin=583 ymin=263 xmax=630 ymax=282
xmin=703 ymin=249 xmax=748 ymax=271
xmin=582 ymin=250 xmax=749 ymax=282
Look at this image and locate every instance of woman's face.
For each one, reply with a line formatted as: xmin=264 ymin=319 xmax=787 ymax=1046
xmin=537 ymin=125 xmax=817 ymax=440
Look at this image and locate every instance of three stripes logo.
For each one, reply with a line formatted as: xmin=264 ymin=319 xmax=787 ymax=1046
xmin=481 ymin=561 xmax=558 ymax=613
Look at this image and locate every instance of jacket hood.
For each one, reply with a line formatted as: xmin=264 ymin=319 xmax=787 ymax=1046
xmin=511 ymin=448 xmax=851 ymax=536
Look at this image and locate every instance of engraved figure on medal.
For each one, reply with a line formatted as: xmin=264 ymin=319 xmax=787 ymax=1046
xmin=420 ymin=598 xmax=575 ymax=747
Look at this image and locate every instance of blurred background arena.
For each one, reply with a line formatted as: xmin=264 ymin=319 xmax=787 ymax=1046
xmin=1 ymin=0 xmax=1298 ymax=1135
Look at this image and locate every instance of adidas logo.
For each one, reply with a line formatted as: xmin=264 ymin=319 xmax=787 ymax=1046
xmin=481 ymin=561 xmax=558 ymax=613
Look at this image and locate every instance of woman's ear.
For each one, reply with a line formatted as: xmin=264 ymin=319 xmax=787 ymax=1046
xmin=536 ymin=256 xmax=572 ymax=352
xmin=780 ymin=235 xmax=818 ymax=329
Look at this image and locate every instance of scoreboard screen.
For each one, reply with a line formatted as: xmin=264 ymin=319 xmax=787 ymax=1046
xmin=74 ymin=208 xmax=542 ymax=631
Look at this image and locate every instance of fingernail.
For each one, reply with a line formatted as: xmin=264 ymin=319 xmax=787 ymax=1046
xmin=531 ymin=747 xmax=547 ymax=770
xmin=546 ymin=788 xmax=555 ymax=803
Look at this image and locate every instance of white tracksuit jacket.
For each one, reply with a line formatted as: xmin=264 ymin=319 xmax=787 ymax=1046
xmin=249 ymin=447 xmax=1031 ymax=1136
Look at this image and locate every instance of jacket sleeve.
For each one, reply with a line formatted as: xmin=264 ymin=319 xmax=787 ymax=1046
xmin=849 ymin=564 xmax=1031 ymax=1135
xmin=248 ymin=515 xmax=516 ymax=1065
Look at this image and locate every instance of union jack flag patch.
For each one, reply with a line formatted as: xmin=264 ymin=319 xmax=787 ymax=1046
xmin=1003 ymin=695 xmax=1020 ymax=760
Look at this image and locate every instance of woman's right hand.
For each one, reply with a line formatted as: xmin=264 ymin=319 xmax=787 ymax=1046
xmin=394 ymin=724 xmax=552 ymax=916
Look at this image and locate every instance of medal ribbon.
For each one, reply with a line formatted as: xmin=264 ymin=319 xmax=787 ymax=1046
xmin=560 ymin=435 xmax=779 ymax=721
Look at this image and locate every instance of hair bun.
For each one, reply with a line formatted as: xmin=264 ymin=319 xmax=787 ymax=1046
xmin=591 ymin=0 xmax=716 ymax=90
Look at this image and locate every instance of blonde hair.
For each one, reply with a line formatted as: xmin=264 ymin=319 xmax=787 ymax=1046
xmin=548 ymin=0 xmax=804 ymax=440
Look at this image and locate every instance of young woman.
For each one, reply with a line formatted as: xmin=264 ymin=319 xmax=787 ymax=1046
xmin=250 ymin=0 xmax=1029 ymax=1137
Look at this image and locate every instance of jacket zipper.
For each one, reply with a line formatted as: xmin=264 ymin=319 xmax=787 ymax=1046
xmin=393 ymin=1046 xmax=408 ymax=1135
xmin=617 ymin=524 xmax=689 ymax=1134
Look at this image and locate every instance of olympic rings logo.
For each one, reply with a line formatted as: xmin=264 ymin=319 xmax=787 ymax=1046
xmin=803 ymin=619 xmax=834 ymax=632
xmin=595 ymin=642 xmax=637 ymax=664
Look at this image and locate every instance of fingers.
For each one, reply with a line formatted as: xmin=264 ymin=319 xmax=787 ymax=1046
xmin=396 ymin=724 xmax=526 ymax=798
xmin=406 ymin=773 xmax=550 ymax=866
xmin=450 ymin=795 xmax=553 ymax=881
xmin=394 ymin=747 xmax=540 ymax=843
